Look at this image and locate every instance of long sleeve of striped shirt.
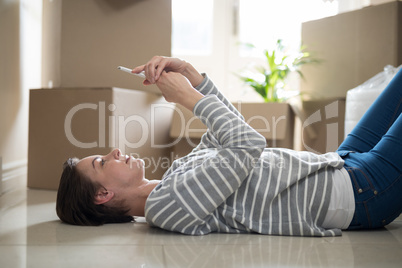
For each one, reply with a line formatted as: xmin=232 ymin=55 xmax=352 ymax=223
xmin=144 ymin=75 xmax=345 ymax=237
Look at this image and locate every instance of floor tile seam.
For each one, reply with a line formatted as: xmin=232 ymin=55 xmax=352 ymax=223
xmin=160 ymin=242 xmax=299 ymax=247
xmin=320 ymin=240 xmax=402 ymax=246
xmin=322 ymin=237 xmax=402 ymax=245
xmin=321 ymin=242 xmax=402 ymax=246
xmin=159 ymin=242 xmax=257 ymax=246
xmin=0 ymin=199 xmax=27 ymax=213
xmin=161 ymin=245 xmax=169 ymax=268
xmin=0 ymin=243 xmax=166 ymax=247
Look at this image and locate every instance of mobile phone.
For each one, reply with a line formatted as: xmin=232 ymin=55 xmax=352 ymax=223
xmin=117 ymin=66 xmax=146 ymax=78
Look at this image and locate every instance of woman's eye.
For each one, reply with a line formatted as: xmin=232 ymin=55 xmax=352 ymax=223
xmin=101 ymin=159 xmax=106 ymax=166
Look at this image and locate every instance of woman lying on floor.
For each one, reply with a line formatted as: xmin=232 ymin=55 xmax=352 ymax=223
xmin=56 ymin=56 xmax=402 ymax=237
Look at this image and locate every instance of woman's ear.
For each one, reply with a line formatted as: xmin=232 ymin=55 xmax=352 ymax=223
xmin=94 ymin=189 xmax=114 ymax=205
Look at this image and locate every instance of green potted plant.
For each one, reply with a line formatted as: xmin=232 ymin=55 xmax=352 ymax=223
xmin=238 ymin=39 xmax=320 ymax=102
xmin=234 ymin=40 xmax=320 ymax=149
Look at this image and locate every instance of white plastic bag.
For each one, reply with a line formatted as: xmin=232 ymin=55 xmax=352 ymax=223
xmin=344 ymin=65 xmax=402 ymax=138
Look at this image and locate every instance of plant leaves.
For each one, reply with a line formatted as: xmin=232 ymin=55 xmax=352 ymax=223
xmin=236 ymin=39 xmax=321 ymax=102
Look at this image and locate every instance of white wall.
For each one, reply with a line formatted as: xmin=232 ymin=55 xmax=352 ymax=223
xmin=0 ymin=0 xmax=42 ymax=194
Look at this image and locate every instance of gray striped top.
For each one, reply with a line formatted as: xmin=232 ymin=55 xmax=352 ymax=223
xmin=145 ymin=75 xmax=345 ymax=237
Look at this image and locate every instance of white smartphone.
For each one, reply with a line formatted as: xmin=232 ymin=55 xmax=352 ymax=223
xmin=117 ymin=66 xmax=146 ymax=79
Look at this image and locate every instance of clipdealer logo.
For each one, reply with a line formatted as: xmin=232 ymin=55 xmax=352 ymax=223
xmin=63 ymin=101 xmax=290 ymax=151
xmin=64 ymin=100 xmax=342 ymax=155
xmin=64 ymin=102 xmax=149 ymax=149
xmin=301 ymin=100 xmax=341 ymax=154
xmin=63 ymin=102 xmax=195 ymax=150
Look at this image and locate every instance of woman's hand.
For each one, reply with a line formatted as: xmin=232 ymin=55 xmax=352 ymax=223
xmin=132 ymin=56 xmax=204 ymax=87
xmin=156 ymin=71 xmax=204 ymax=111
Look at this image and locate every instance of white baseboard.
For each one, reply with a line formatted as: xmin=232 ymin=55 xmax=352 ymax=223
xmin=1 ymin=159 xmax=27 ymax=195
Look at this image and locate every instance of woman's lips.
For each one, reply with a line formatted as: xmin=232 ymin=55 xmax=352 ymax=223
xmin=125 ymin=155 xmax=145 ymax=168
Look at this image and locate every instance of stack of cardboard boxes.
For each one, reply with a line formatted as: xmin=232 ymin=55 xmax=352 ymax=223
xmin=28 ymin=0 xmax=173 ymax=190
xmin=296 ymin=0 xmax=402 ymax=153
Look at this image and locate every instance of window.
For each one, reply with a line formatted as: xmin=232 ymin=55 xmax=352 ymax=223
xmin=172 ymin=0 xmax=338 ymax=102
xmin=238 ymin=0 xmax=338 ymax=56
xmin=172 ymin=0 xmax=214 ymax=55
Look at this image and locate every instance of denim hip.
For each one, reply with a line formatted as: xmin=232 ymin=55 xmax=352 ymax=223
xmin=337 ymin=150 xmax=402 ymax=230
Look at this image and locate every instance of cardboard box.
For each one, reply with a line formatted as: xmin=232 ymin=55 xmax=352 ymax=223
xmin=292 ymin=98 xmax=346 ymax=154
xmin=170 ymin=102 xmax=294 ymax=157
xmin=300 ymin=1 xmax=402 ymax=100
xmin=41 ymin=0 xmax=171 ymax=95
xmin=28 ymin=87 xmax=174 ymax=190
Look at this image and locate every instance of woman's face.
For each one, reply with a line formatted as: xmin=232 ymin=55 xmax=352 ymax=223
xmin=76 ymin=149 xmax=145 ymax=194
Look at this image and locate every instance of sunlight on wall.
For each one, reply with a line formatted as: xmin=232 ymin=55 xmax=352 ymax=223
xmin=20 ymin=0 xmax=42 ymax=91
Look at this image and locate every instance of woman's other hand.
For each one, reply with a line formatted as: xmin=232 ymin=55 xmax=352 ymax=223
xmin=132 ymin=56 xmax=203 ymax=87
xmin=156 ymin=71 xmax=204 ymax=111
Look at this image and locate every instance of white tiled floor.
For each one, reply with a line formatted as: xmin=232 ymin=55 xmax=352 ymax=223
xmin=1 ymin=187 xmax=402 ymax=268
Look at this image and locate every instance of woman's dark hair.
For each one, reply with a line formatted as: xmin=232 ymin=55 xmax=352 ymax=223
xmin=56 ymin=158 xmax=134 ymax=226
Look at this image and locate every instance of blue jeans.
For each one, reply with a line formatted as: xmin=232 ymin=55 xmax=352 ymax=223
xmin=337 ymin=69 xmax=402 ymax=230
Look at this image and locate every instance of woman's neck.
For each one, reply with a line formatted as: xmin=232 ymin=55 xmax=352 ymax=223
xmin=127 ymin=179 xmax=159 ymax=217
